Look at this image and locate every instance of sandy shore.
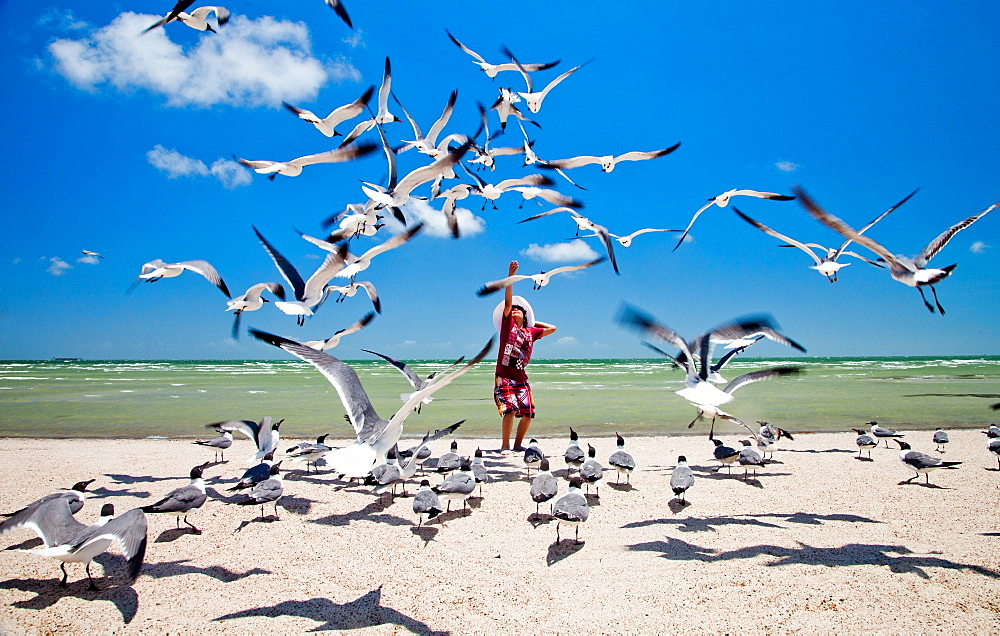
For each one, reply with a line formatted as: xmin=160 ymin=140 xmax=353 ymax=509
xmin=1 ymin=429 xmax=998 ymax=634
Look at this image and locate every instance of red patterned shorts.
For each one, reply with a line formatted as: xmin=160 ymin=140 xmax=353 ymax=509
xmin=494 ymin=377 xmax=535 ymax=418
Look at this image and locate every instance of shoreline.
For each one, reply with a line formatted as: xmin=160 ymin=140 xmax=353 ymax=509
xmin=1 ymin=430 xmax=998 ymax=633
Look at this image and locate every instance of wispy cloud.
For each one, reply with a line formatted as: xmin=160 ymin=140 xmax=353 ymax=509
xmin=76 ymin=255 xmax=101 ymax=265
xmin=38 ymin=8 xmax=89 ymax=31
xmin=555 ymin=336 xmax=579 ymax=347
xmin=384 ymin=199 xmax=486 ymax=238
xmin=775 ymin=160 xmax=799 ymax=173
xmin=46 ymin=257 xmax=72 ymax=276
xmin=146 ymin=145 xmax=251 ymax=189
xmin=343 ymin=29 xmax=366 ymax=48
xmin=970 ymin=241 xmax=991 ymax=254
xmin=48 ymin=13 xmax=359 ymax=108
xmin=521 ymin=240 xmax=599 ymax=262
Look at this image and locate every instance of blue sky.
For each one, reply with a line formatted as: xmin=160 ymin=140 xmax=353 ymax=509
xmin=1 ymin=1 xmax=997 ymax=360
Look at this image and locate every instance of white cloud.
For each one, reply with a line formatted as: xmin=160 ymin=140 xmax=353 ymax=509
xmin=47 ymin=257 xmax=72 ymax=276
xmin=970 ymin=241 xmax=991 ymax=254
xmin=76 ymin=255 xmax=101 ymax=265
xmin=38 ymin=8 xmax=89 ymax=31
xmin=147 ymin=144 xmax=209 ymax=177
xmin=343 ymin=30 xmax=366 ymax=48
xmin=521 ymin=239 xmax=598 ymax=263
xmin=146 ymin=145 xmax=251 ymax=189
xmin=12 ymin=258 xmax=22 ymax=265
xmin=48 ymin=13 xmax=359 ymax=108
xmin=384 ymin=199 xmax=486 ymax=238
xmin=210 ymin=158 xmax=253 ymax=189
xmin=555 ymin=336 xmax=579 ymax=347
xmin=775 ymin=160 xmax=799 ymax=172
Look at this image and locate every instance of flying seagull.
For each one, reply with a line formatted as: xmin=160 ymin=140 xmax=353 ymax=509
xmin=132 ymin=259 xmax=231 ymax=298
xmin=143 ymin=5 xmax=230 ymax=33
xmin=795 ymin=186 xmax=998 ymax=314
xmin=446 ymin=30 xmax=560 ymax=78
xmin=476 ymin=257 xmax=606 ymax=295
xmin=283 ymin=85 xmax=374 ymax=138
xmin=236 ymin=142 xmax=376 ymax=179
xmin=673 ymin=188 xmax=796 ymax=251
xmin=250 ymin=329 xmax=493 ymax=478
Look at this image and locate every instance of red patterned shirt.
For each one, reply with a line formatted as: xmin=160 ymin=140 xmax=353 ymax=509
xmin=495 ymin=312 xmax=544 ymax=381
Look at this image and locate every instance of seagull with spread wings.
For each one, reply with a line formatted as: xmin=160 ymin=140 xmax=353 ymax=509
xmin=283 ymin=86 xmax=374 ymax=138
xmin=795 ymin=187 xmax=998 ymax=313
xmin=132 ymin=259 xmax=231 ymax=298
xmin=236 ymin=141 xmax=376 ymax=180
xmin=250 ymin=329 xmax=493 ymax=478
xmin=446 ymin=30 xmax=560 ymax=78
xmin=672 ymin=188 xmax=796 ymax=251
xmin=476 ymin=258 xmax=606 ymax=295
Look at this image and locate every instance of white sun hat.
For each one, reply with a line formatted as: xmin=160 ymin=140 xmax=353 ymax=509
xmin=493 ymin=295 xmax=535 ymax=330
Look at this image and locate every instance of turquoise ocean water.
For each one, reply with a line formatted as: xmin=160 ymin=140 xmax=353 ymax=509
xmin=0 ymin=357 xmax=997 ymax=439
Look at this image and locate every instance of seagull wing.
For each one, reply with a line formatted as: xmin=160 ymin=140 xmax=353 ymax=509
xmin=545 ymin=257 xmax=606 ymax=277
xmin=496 ymin=174 xmax=552 ymax=190
xmin=914 ymin=201 xmax=998 ymax=267
xmin=517 ymin=206 xmax=578 ymax=224
xmin=733 ymin=208 xmax=822 ymax=265
xmin=2 ymin=498 xmax=86 ymax=548
xmin=615 ymin=305 xmax=697 ymax=377
xmin=446 ymin=29 xmax=487 ymax=64
xmin=324 ymin=0 xmax=353 ymax=28
xmin=833 ymin=188 xmax=920 ymax=258
xmin=177 ymin=260 xmax=231 ymax=298
xmin=393 ymin=141 xmax=472 ymax=198
xmin=672 ymin=200 xmax=715 ymax=251
xmin=614 ymin=142 xmax=682 ymax=164
xmin=794 ymin=187 xmax=906 ymax=270
xmin=425 ymin=90 xmax=458 ymax=146
xmin=362 ymin=349 xmax=425 ymax=390
xmin=476 ymin=275 xmax=532 ymax=296
xmin=723 ymin=366 xmax=802 ymax=396
xmin=250 ymin=329 xmax=384 ymax=441
xmin=287 ymin=142 xmax=377 ymax=168
xmin=253 ymin=226 xmax=306 ymax=300
xmin=730 ymin=189 xmax=796 ymax=201
xmin=209 ymin=419 xmax=259 ymax=442
xmin=544 ymin=155 xmax=603 ymax=170
xmin=72 ymin=508 xmax=147 ymax=582
xmin=302 ymin=243 xmax=350 ymax=301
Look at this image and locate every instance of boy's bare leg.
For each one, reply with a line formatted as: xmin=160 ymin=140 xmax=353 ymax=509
xmin=500 ymin=411 xmax=516 ymax=450
xmin=513 ymin=416 xmax=532 ymax=450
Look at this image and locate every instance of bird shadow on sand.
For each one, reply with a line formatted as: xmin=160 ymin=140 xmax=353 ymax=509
xmin=104 ymin=473 xmax=176 ymax=486
xmin=4 ymin=537 xmax=43 ymax=550
xmin=668 ymin=499 xmax=692 ymax=514
xmin=153 ymin=527 xmax=201 ymax=543
xmin=234 ymin=513 xmax=283 ymax=532
xmin=141 ymin=559 xmax=271 ymax=583
xmin=410 ymin=525 xmax=439 ymax=545
xmin=606 ymin=481 xmax=636 ymax=492
xmin=528 ymin=512 xmax=554 ymax=528
xmin=89 ymin=485 xmax=151 ymax=499
xmin=626 ymin=537 xmax=1000 ymax=580
xmin=584 ymin=493 xmax=602 ymax=506
xmin=854 ymin=456 xmax=875 ymax=462
xmin=783 ymin=448 xmax=856 ymax=455
xmin=1 ymin=559 xmax=140 ymax=622
xmin=278 ymin=494 xmax=315 ymax=515
xmin=546 ymin=538 xmax=585 ymax=565
xmin=309 ymin=498 xmax=411 ymax=527
xmin=624 ymin=511 xmax=879 ymax=533
xmin=896 ymin=480 xmax=952 ymax=489
xmin=434 ymin=508 xmax=474 ymax=524
xmin=213 ymin=585 xmax=447 ymax=634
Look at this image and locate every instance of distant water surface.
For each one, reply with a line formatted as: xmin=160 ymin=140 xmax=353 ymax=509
xmin=0 ymin=357 xmax=997 ymax=439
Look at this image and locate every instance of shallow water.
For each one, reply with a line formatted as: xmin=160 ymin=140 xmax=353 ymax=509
xmin=0 ymin=357 xmax=997 ymax=439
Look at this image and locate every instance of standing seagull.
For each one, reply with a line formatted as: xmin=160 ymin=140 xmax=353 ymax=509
xmin=227 ymin=452 xmax=275 ymax=491
xmin=523 ymin=438 xmax=544 ymax=476
xmin=895 ymin=440 xmax=961 ymax=485
xmin=21 ymin=502 xmax=147 ymax=591
xmin=435 ymin=441 xmax=462 ymax=476
xmin=433 ymin=458 xmax=476 ymax=512
xmin=412 ymin=480 xmax=442 ymax=527
xmin=1 ymin=480 xmax=96 ymax=544
xmin=564 ymin=428 xmax=585 ymax=473
xmin=552 ymin=476 xmax=589 ymax=544
xmin=579 ymin=444 xmax=604 ymax=496
xmin=870 ymin=422 xmax=903 ymax=448
xmin=795 ymin=187 xmax=998 ymax=313
xmin=670 ymin=456 xmax=694 ymax=504
xmin=286 ymin=434 xmax=334 ymax=474
xmin=141 ymin=463 xmax=211 ymax=534
xmin=987 ymin=438 xmax=1000 ymax=470
xmin=737 ymin=440 xmax=765 ymax=481
xmin=250 ymin=329 xmax=493 ymax=478
xmin=530 ymin=458 xmax=558 ymax=514
xmin=608 ymin=433 xmax=635 ymax=484
xmin=673 ymin=188 xmax=796 ymax=251
xmin=932 ymin=428 xmax=949 ymax=453
xmin=283 ymin=85 xmax=374 ymax=138
xmin=133 ymin=259 xmax=231 ymax=299
xmin=711 ymin=438 xmax=740 ymax=473
xmin=236 ymin=462 xmax=283 ymax=520
xmin=852 ymin=429 xmax=878 ymax=459
xmin=193 ymin=430 xmax=232 ymax=462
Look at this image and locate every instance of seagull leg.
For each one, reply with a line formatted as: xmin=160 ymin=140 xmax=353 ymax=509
xmin=183 ymin=515 xmax=202 ymax=534
xmin=85 ymin=562 xmax=100 ymax=591
xmin=930 ymin=285 xmax=945 ymax=315
xmin=556 ymin=522 xmax=561 ymax=542
xmin=916 ymin=287 xmax=936 ymax=313
xmin=274 ymin=501 xmax=280 ymax=520
xmin=59 ymin=563 xmax=69 ymax=587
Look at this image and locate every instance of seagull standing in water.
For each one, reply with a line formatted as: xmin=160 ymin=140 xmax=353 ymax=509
xmin=673 ymin=188 xmax=795 ymax=251
xmin=795 ymin=186 xmax=998 ymax=314
xmin=895 ymin=440 xmax=961 ymax=485
xmin=251 ymin=329 xmax=492 ymax=478
xmin=732 ymin=188 xmax=918 ymax=282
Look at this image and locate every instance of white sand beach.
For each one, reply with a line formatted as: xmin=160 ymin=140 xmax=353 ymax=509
xmin=1 ymin=429 xmax=998 ymax=634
